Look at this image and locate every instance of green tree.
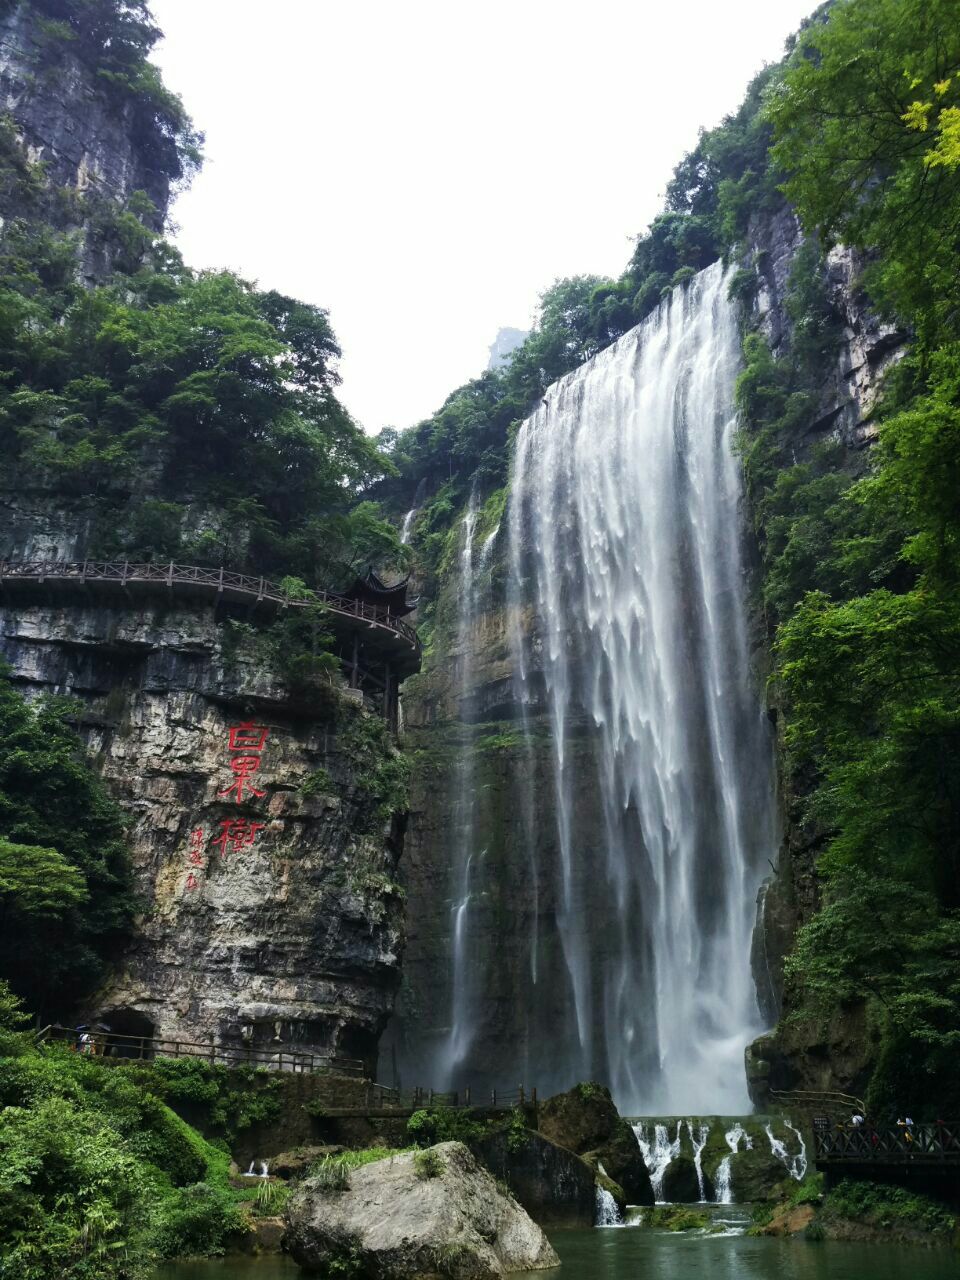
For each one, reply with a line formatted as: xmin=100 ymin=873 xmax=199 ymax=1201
xmin=768 ymin=0 xmax=960 ymax=345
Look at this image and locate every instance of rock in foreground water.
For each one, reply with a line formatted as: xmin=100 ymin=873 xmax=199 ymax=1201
xmin=285 ymin=1141 xmax=560 ymax=1277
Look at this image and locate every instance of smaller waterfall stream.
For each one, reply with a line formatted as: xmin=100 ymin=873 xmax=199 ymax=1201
xmin=595 ymin=1185 xmax=624 ymax=1227
xmin=714 ymin=1158 xmax=733 ymax=1205
xmin=713 ymin=1123 xmax=752 ymax=1204
xmin=633 ymin=1117 xmax=806 ymax=1206
xmin=400 ymin=506 xmax=417 ymax=544
xmin=765 ymin=1122 xmax=807 ymax=1180
xmin=687 ymin=1122 xmax=710 ymax=1201
xmin=437 ymin=498 xmax=501 ymax=1088
xmin=633 ymin=1122 xmax=682 ymax=1202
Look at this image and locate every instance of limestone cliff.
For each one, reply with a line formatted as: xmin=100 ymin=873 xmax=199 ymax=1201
xmin=0 ymin=1 xmax=189 ymax=277
xmin=0 ymin=5 xmax=411 ymax=1076
xmin=744 ymin=206 xmax=907 ymax=1101
xmin=1 ymin=593 xmax=406 ymax=1071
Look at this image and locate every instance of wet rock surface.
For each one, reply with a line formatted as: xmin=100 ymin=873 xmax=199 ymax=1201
xmin=285 ymin=1141 xmax=560 ymax=1278
xmin=472 ymin=1128 xmax=597 ymax=1229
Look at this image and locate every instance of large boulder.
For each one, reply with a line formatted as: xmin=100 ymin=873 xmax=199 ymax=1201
xmin=727 ymin=1148 xmax=789 ymax=1202
xmin=537 ymin=1083 xmax=654 ymax=1206
xmin=660 ymin=1154 xmax=709 ymax=1203
xmin=285 ymin=1141 xmax=560 ymax=1278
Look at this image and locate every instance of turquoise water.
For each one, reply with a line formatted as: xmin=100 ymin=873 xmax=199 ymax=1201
xmin=154 ymin=1225 xmax=958 ymax=1280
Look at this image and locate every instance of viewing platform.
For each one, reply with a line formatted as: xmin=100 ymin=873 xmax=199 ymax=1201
xmin=0 ymin=559 xmax=421 ymax=724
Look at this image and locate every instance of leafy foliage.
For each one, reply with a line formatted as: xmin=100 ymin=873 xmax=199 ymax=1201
xmin=406 ymin=1106 xmax=489 ymax=1147
xmin=768 ymin=0 xmax=960 ymax=348
xmin=823 ymin=1178 xmax=955 ymax=1235
xmin=738 ymin=0 xmax=960 ymax=1114
xmin=0 ymin=216 xmax=404 ymax=583
xmin=0 ymin=667 xmax=134 ymax=1018
xmin=0 ymin=1046 xmax=246 ymax=1278
xmin=125 ymin=1058 xmax=283 ymax=1147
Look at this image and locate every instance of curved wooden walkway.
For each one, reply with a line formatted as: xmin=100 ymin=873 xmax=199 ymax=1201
xmin=814 ymin=1120 xmax=960 ymax=1168
xmin=0 ymin=558 xmax=421 ymax=677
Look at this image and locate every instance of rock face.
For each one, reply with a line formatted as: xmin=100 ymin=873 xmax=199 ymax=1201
xmin=536 ymin=1084 xmax=653 ymax=1206
xmin=0 ymin=4 xmax=177 ymax=279
xmin=285 ymin=1142 xmax=560 ymax=1278
xmin=0 ymin=597 xmax=406 ymax=1071
xmin=472 ymin=1128 xmax=597 ymax=1229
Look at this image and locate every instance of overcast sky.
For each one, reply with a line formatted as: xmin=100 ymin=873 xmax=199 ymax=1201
xmin=150 ymin=0 xmax=816 ymax=435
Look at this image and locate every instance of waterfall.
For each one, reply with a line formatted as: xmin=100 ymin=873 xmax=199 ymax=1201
xmin=765 ymin=1122 xmax=807 ymax=1181
xmin=633 ymin=1121 xmax=682 ymax=1202
xmin=437 ymin=494 xmax=481 ymax=1086
xmin=724 ymin=1122 xmax=752 ymax=1152
xmin=595 ymin=1184 xmax=623 ymax=1226
xmin=714 ymin=1157 xmax=733 ymax=1204
xmin=436 ymin=498 xmax=502 ymax=1088
xmin=508 ymin=261 xmax=777 ymax=1112
xmin=400 ymin=506 xmax=417 ymax=544
xmin=687 ymin=1121 xmax=709 ymax=1201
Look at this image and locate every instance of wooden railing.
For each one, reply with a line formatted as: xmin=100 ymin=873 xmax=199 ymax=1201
xmin=37 ymin=1025 xmax=365 ymax=1077
xmin=771 ymin=1087 xmax=866 ymax=1114
xmin=813 ymin=1118 xmax=960 ymax=1164
xmin=365 ymin=1084 xmax=538 ymax=1112
xmin=0 ymin=559 xmax=420 ymax=656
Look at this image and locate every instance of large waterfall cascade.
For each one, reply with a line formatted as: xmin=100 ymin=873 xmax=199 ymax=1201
xmin=505 ymin=260 xmax=779 ymax=1113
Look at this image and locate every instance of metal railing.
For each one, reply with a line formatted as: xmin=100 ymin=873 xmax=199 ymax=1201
xmin=0 ymin=559 xmax=420 ymax=654
xmin=37 ymin=1025 xmax=365 ymax=1077
xmin=813 ymin=1119 xmax=960 ymax=1164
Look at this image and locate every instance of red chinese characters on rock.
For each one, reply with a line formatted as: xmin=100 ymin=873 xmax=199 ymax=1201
xmin=185 ymin=827 xmax=205 ymax=892
xmin=188 ymin=827 xmax=205 ymax=866
xmin=218 ymin=721 xmax=271 ymax=803
xmin=211 ymin=817 xmax=265 ymax=858
xmin=182 ymin=722 xmax=272 ymax=894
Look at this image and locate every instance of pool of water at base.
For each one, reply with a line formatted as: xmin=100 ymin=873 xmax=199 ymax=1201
xmin=154 ymin=1215 xmax=958 ymax=1280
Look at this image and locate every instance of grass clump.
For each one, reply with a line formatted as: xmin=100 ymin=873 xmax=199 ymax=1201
xmin=308 ymin=1146 xmax=408 ymax=1194
xmin=414 ymin=1149 xmax=445 ymax=1180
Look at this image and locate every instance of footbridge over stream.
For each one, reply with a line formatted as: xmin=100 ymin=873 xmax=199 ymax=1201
xmin=0 ymin=559 xmax=421 ymax=725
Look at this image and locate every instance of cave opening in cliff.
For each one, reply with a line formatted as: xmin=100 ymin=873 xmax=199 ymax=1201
xmin=100 ymin=1008 xmax=156 ymax=1059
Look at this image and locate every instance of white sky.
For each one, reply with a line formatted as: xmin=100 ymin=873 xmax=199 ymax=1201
xmin=150 ymin=0 xmax=816 ymax=435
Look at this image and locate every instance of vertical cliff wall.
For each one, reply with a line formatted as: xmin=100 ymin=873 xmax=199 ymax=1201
xmin=0 ymin=594 xmax=406 ymax=1071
